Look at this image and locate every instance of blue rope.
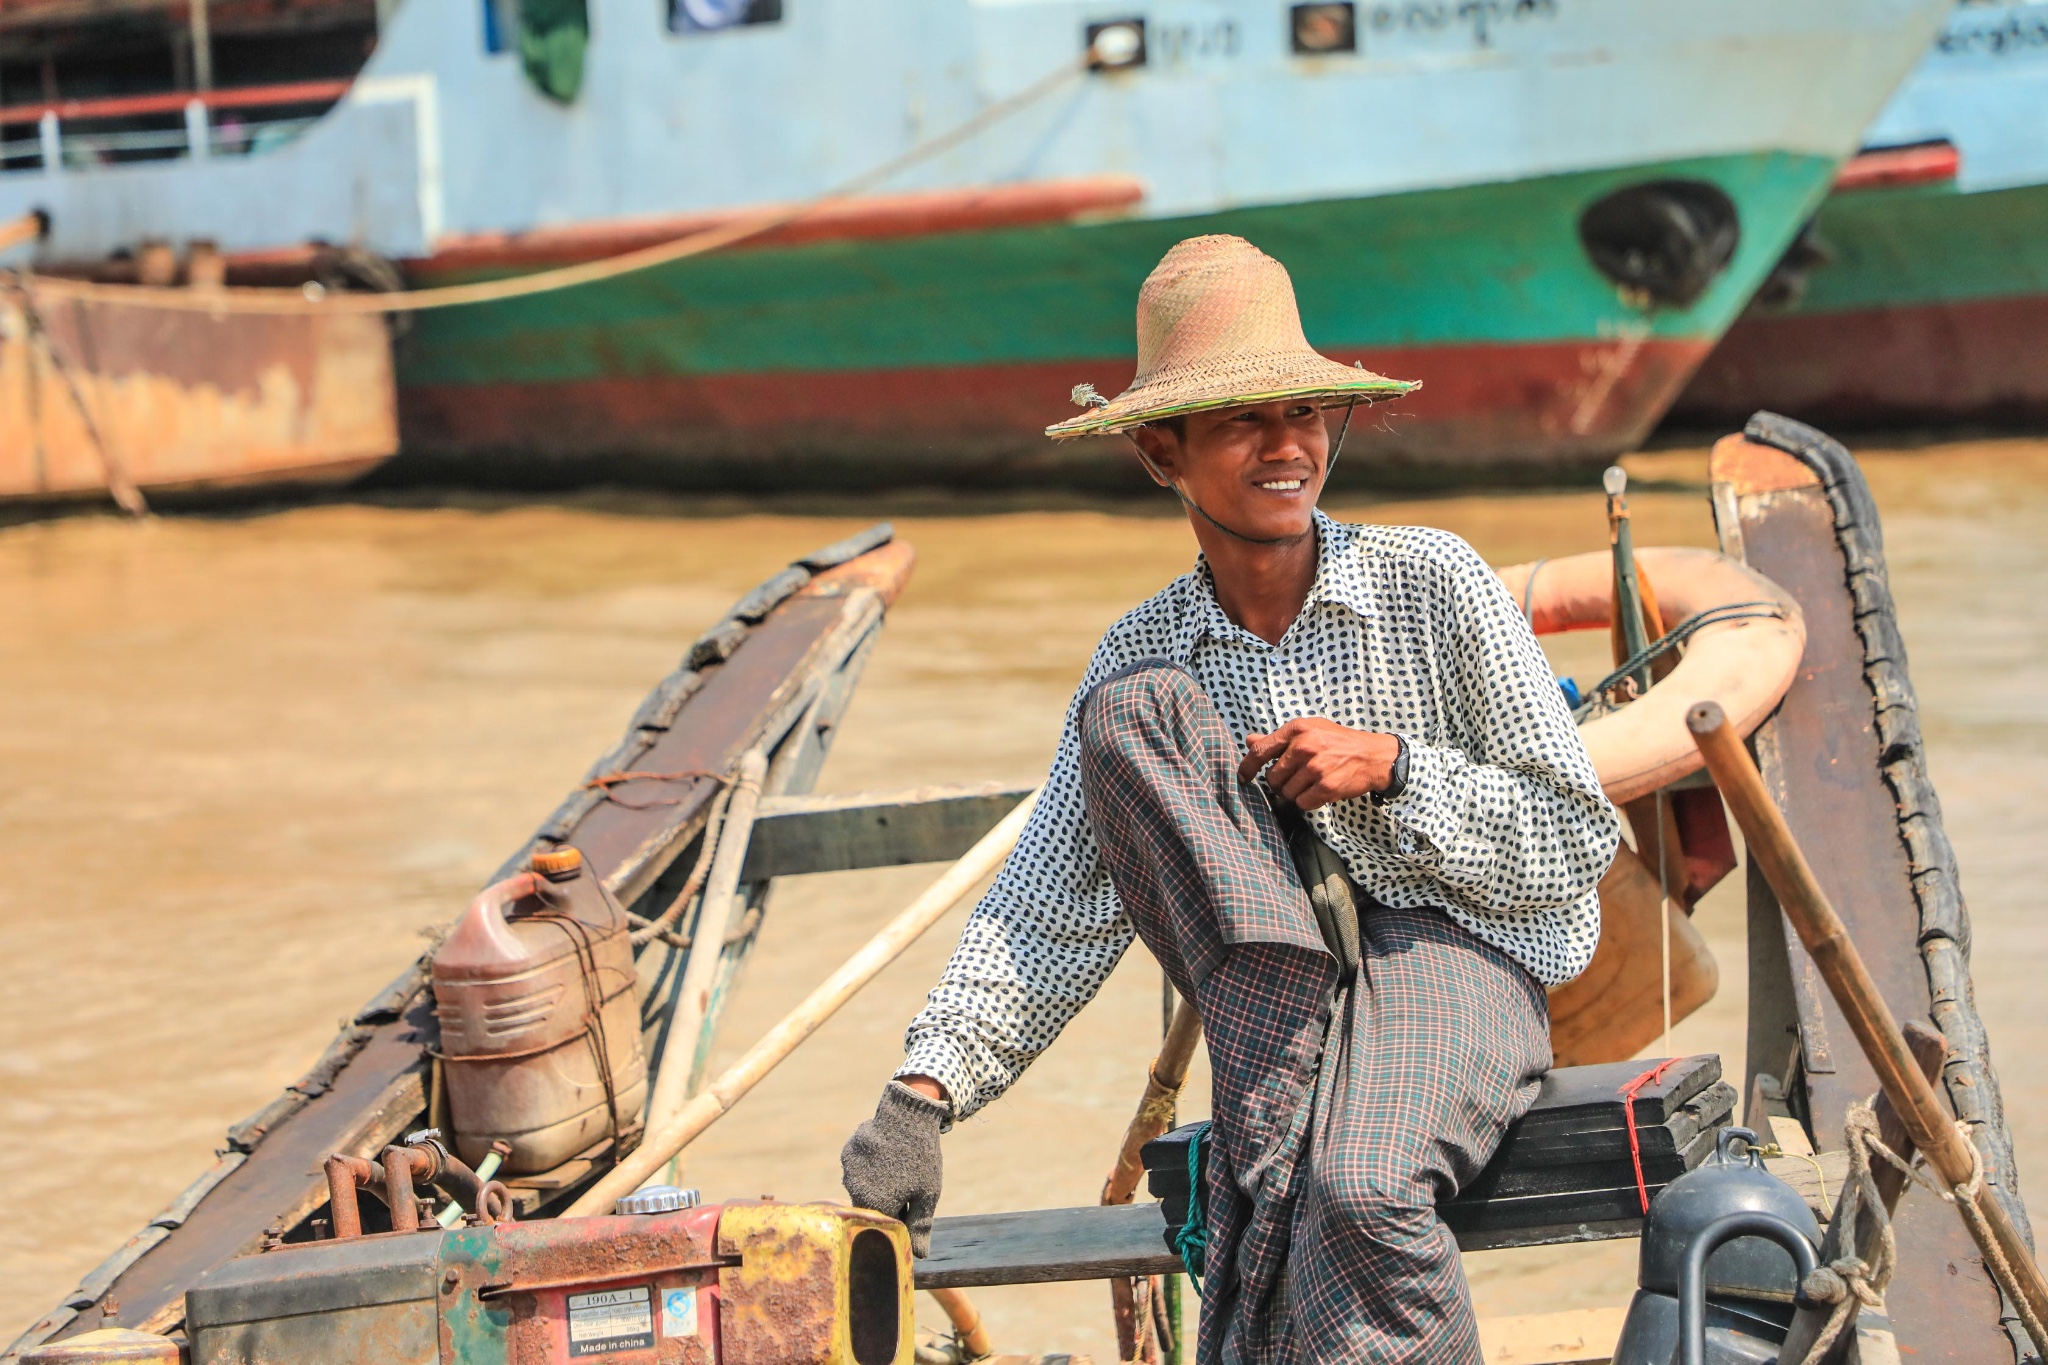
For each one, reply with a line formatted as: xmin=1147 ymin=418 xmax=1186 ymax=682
xmin=1172 ymin=1122 xmax=1211 ymax=1295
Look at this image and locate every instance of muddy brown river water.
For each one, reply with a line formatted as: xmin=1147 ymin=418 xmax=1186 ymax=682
xmin=3 ymin=439 xmax=2044 ymax=1360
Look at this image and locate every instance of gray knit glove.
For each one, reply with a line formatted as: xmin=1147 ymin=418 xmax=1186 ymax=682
xmin=841 ymin=1081 xmax=947 ymax=1257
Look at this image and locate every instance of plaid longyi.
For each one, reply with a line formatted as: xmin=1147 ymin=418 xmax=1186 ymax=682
xmin=1079 ymin=661 xmax=1551 ymax=1365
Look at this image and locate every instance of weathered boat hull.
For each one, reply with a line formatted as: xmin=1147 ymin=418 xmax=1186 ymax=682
xmin=1671 ymin=2 xmax=2048 ymax=429
xmin=393 ymin=153 xmax=1825 ymax=484
xmin=1672 ymin=181 xmax=2048 ymax=427
xmin=0 ymin=293 xmax=395 ymax=502
xmin=1714 ymin=414 xmax=2030 ymax=1362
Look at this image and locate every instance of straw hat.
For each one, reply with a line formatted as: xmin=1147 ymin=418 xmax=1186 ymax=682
xmin=1046 ymin=234 xmax=1418 ymax=440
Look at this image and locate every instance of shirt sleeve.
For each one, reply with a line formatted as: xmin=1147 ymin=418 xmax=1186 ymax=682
xmin=1370 ymin=533 xmax=1620 ymax=917
xmin=896 ymin=643 xmax=1137 ymax=1122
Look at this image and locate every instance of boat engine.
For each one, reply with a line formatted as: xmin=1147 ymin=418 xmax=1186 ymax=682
xmin=1610 ymin=1126 xmax=1824 ymax=1365
xmin=182 ymin=1187 xmax=912 ymax=1365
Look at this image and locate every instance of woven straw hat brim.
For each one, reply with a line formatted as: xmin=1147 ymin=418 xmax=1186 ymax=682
xmin=1046 ymin=356 xmax=1418 ymax=440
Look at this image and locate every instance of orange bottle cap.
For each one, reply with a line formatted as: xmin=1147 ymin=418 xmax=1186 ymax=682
xmin=530 ymin=847 xmax=583 ymax=879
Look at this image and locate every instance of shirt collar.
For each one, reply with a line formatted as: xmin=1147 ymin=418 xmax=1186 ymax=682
xmin=1167 ymin=509 xmax=1372 ymax=659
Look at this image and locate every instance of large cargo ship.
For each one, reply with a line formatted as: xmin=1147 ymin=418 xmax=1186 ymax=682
xmin=1672 ymin=1 xmax=2048 ymax=430
xmin=3 ymin=0 xmax=1950 ymax=486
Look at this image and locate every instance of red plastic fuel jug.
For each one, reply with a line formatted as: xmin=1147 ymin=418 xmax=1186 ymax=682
xmin=432 ymin=846 xmax=648 ymax=1175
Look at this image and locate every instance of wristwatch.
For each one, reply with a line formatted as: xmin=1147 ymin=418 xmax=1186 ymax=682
xmin=1372 ymin=735 xmax=1410 ymax=805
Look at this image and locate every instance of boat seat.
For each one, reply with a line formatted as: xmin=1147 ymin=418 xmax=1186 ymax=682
xmin=916 ymin=1055 xmax=1734 ymax=1289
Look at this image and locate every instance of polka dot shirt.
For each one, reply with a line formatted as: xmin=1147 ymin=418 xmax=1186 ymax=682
xmin=900 ymin=510 xmax=1620 ymax=1119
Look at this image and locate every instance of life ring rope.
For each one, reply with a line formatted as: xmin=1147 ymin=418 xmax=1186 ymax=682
xmin=1572 ymin=600 xmax=1791 ymax=723
xmin=1495 ymin=546 xmax=1805 ymax=806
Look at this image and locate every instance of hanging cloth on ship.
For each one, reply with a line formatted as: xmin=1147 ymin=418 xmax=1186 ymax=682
xmin=518 ymin=0 xmax=589 ymax=103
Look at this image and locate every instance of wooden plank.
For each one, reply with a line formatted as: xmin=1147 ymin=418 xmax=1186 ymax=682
xmin=741 ymin=783 xmax=1034 ymax=880
xmin=917 ymin=1196 xmax=1658 ymax=1290
xmin=1763 ymin=1149 xmax=1848 ymax=1224
xmin=917 ymin=1204 xmax=1179 ymax=1289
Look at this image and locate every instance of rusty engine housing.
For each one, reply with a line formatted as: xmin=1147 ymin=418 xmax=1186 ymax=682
xmin=183 ymin=1202 xmax=912 ymax=1365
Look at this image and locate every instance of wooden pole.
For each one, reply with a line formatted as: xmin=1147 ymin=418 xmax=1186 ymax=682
xmin=643 ymin=747 xmax=767 ymax=1186
xmin=1105 ymin=998 xmax=1203 ymax=1363
xmin=564 ymin=790 xmax=1040 ymax=1216
xmin=1686 ymin=701 xmax=2048 ymax=1342
xmin=1102 ymin=999 xmax=1203 ymax=1207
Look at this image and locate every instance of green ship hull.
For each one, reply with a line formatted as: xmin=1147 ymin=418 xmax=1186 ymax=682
xmin=397 ymin=151 xmax=1839 ymax=488
xmin=1674 ymin=175 xmax=2048 ymax=428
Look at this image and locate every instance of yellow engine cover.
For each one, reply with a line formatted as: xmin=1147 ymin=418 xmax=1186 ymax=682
xmin=716 ymin=1204 xmax=912 ymax=1365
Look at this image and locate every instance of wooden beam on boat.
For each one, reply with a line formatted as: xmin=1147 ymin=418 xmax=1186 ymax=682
xmin=919 ymin=1204 xmax=1178 ymax=1289
xmin=12 ymin=530 xmax=915 ymax=1354
xmin=916 ymin=1199 xmax=1638 ymax=1290
xmin=1713 ymin=415 xmax=2018 ymax=1363
xmin=741 ymin=783 xmax=1034 ymax=881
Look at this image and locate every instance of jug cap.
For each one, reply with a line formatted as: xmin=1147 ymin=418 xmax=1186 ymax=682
xmin=531 ymin=846 xmax=584 ymax=880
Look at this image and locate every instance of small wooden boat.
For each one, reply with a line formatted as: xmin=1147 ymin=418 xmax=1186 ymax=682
xmin=4 ymin=417 xmax=2028 ymax=1365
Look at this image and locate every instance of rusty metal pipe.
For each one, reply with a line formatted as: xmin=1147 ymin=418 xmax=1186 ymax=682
xmin=381 ymin=1145 xmax=436 ymax=1232
xmin=926 ymin=1287 xmax=993 ymax=1360
xmin=323 ymin=1154 xmax=378 ymax=1240
xmin=1687 ymin=701 xmax=2048 ymax=1347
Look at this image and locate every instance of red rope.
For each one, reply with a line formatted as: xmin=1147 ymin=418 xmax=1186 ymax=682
xmin=1619 ymin=1057 xmax=1682 ymax=1214
xmin=580 ymin=769 xmax=728 ymax=810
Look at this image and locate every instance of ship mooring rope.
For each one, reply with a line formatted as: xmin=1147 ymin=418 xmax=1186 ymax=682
xmin=11 ymin=47 xmax=1101 ymax=318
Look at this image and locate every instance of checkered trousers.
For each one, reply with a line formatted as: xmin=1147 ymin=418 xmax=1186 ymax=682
xmin=1078 ymin=661 xmax=1552 ymax=1365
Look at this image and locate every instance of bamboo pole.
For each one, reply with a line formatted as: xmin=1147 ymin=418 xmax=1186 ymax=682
xmin=1686 ymin=701 xmax=2048 ymax=1343
xmin=1105 ymin=998 xmax=1203 ymax=1363
xmin=565 ymin=789 xmax=1040 ymax=1216
xmin=643 ymin=747 xmax=767 ymax=1187
xmin=1103 ymin=999 xmax=1204 ymax=1207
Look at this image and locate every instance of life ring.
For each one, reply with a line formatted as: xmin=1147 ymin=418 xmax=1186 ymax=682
xmin=1494 ymin=547 xmax=1805 ymax=806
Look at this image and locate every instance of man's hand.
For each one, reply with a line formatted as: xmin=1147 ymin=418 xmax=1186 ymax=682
xmin=1240 ymin=718 xmax=1401 ymax=811
xmin=841 ymin=1080 xmax=947 ymax=1256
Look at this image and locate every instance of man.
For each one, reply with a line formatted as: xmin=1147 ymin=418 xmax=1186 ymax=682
xmin=841 ymin=234 xmax=1620 ymax=1362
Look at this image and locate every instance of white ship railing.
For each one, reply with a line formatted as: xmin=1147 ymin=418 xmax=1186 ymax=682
xmin=0 ymin=81 xmax=348 ymax=176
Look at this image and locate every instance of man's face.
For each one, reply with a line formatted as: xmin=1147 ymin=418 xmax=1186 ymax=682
xmin=1130 ymin=400 xmax=1331 ymax=543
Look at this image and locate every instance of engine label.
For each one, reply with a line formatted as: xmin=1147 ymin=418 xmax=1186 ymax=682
xmin=567 ymin=1285 xmax=655 ymax=1356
